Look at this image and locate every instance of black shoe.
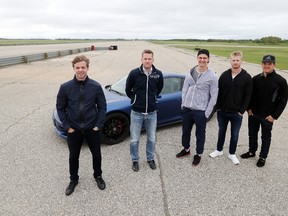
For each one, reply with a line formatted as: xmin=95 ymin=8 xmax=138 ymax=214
xmin=176 ymin=149 xmax=190 ymax=158
xmin=256 ymin=158 xmax=266 ymax=167
xmin=95 ymin=176 xmax=106 ymax=190
xmin=240 ymin=152 xmax=256 ymax=159
xmin=192 ymin=155 xmax=201 ymax=166
xmin=65 ymin=180 xmax=78 ymax=196
xmin=148 ymin=160 xmax=156 ymax=170
xmin=132 ymin=161 xmax=139 ymax=172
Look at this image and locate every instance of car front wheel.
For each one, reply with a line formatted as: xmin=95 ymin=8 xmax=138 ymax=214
xmin=101 ymin=113 xmax=130 ymax=145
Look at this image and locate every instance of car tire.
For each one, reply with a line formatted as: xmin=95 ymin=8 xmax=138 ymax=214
xmin=101 ymin=113 xmax=130 ymax=145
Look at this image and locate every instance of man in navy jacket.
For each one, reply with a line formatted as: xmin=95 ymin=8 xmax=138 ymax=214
xmin=57 ymin=55 xmax=107 ymax=195
xmin=125 ymin=49 xmax=163 ymax=172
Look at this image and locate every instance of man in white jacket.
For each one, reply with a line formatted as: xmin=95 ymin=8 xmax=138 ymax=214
xmin=176 ymin=49 xmax=218 ymax=166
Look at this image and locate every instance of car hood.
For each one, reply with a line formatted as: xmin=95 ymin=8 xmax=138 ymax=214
xmin=103 ymin=88 xmax=128 ymax=102
xmin=103 ymin=88 xmax=131 ymax=114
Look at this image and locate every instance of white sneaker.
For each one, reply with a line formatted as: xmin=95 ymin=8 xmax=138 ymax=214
xmin=209 ymin=150 xmax=223 ymax=158
xmin=228 ymin=154 xmax=240 ymax=165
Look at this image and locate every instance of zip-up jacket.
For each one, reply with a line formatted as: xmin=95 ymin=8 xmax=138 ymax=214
xmin=249 ymin=70 xmax=288 ymax=119
xmin=56 ymin=75 xmax=107 ymax=131
xmin=216 ymin=68 xmax=253 ymax=114
xmin=181 ymin=66 xmax=218 ymax=118
xmin=125 ymin=64 xmax=163 ymax=113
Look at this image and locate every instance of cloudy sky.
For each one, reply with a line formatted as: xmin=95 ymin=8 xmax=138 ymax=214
xmin=1 ymin=0 xmax=288 ymax=40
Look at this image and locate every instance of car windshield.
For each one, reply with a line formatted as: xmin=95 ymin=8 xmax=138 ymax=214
xmin=109 ymin=76 xmax=127 ymax=95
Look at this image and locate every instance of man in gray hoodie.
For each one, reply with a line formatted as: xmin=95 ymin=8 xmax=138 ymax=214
xmin=176 ymin=49 xmax=218 ymax=166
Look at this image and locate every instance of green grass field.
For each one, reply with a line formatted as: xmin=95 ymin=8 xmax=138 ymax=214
xmin=151 ymin=40 xmax=288 ymax=70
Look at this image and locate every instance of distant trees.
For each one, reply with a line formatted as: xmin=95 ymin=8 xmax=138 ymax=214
xmin=255 ymin=36 xmax=282 ymax=45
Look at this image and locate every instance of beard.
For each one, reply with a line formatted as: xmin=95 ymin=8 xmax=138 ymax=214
xmin=232 ymin=65 xmax=241 ymax=70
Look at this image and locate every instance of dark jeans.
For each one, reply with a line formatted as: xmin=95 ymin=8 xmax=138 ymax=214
xmin=216 ymin=110 xmax=243 ymax=154
xmin=248 ymin=114 xmax=273 ymax=159
xmin=181 ymin=108 xmax=207 ymax=154
xmin=67 ymin=129 xmax=102 ymax=181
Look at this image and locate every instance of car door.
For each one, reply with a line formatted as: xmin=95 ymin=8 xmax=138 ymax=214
xmin=157 ymin=76 xmax=184 ymax=125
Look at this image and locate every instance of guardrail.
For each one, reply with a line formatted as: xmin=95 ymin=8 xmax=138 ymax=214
xmin=0 ymin=45 xmax=118 ymax=68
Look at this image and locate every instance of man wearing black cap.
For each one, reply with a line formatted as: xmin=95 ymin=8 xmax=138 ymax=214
xmin=176 ymin=49 xmax=218 ymax=166
xmin=241 ymin=55 xmax=288 ymax=167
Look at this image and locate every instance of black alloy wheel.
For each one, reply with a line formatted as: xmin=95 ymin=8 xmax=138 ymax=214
xmin=101 ymin=113 xmax=130 ymax=145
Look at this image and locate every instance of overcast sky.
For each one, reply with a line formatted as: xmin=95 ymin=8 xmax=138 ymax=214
xmin=1 ymin=0 xmax=288 ymax=40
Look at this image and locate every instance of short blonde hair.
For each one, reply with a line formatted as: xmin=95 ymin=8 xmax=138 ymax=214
xmin=142 ymin=49 xmax=154 ymax=57
xmin=230 ymin=51 xmax=243 ymax=60
xmin=72 ymin=55 xmax=90 ymax=68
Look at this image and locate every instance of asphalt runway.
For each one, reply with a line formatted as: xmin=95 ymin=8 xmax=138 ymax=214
xmin=1 ymin=41 xmax=288 ymax=216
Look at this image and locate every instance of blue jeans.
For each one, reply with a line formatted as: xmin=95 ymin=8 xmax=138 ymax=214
xmin=130 ymin=110 xmax=157 ymax=161
xmin=181 ymin=108 xmax=207 ymax=154
xmin=216 ymin=110 xmax=243 ymax=154
xmin=248 ymin=114 xmax=273 ymax=159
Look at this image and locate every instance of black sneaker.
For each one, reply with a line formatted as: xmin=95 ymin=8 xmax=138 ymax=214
xmin=65 ymin=180 xmax=78 ymax=196
xmin=148 ymin=160 xmax=156 ymax=170
xmin=176 ymin=149 xmax=190 ymax=158
xmin=240 ymin=151 xmax=256 ymax=159
xmin=256 ymin=158 xmax=266 ymax=167
xmin=95 ymin=176 xmax=106 ymax=190
xmin=132 ymin=161 xmax=139 ymax=172
xmin=192 ymin=155 xmax=201 ymax=166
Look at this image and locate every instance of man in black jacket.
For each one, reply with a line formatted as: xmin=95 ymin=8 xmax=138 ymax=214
xmin=125 ymin=49 xmax=163 ymax=172
xmin=56 ymin=55 xmax=107 ymax=195
xmin=241 ymin=55 xmax=288 ymax=167
xmin=209 ymin=51 xmax=253 ymax=165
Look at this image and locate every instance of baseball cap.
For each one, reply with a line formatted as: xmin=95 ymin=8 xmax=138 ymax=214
xmin=197 ymin=49 xmax=210 ymax=58
xmin=262 ymin=55 xmax=276 ymax=63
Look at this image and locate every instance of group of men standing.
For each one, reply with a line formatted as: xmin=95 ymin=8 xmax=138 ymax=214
xmin=56 ymin=48 xmax=288 ymax=196
xmin=176 ymin=49 xmax=287 ymax=168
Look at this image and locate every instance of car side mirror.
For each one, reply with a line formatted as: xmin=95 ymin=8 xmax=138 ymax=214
xmin=105 ymin=85 xmax=111 ymax=90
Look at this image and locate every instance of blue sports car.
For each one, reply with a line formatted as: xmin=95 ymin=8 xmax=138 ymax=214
xmin=53 ymin=72 xmax=186 ymax=144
